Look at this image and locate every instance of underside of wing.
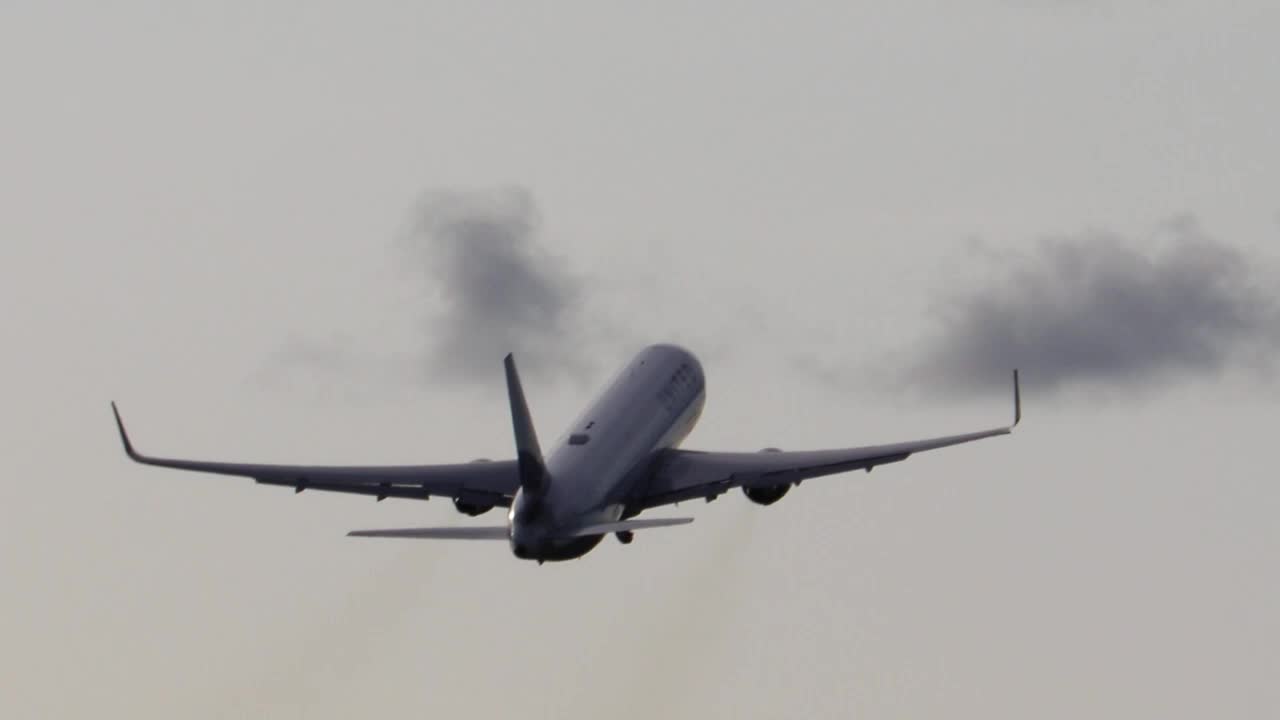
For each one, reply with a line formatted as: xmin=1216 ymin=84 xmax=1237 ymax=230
xmin=634 ymin=371 xmax=1021 ymax=509
xmin=111 ymin=404 xmax=520 ymax=506
xmin=638 ymin=427 xmax=1009 ymax=508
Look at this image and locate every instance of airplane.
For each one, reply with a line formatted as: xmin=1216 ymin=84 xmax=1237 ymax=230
xmin=112 ymin=343 xmax=1020 ymax=563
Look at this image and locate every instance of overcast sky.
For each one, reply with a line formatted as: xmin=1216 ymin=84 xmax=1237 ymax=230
xmin=3 ymin=2 xmax=1278 ymax=718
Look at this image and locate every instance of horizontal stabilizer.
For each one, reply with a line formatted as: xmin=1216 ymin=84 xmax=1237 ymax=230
xmin=566 ymin=517 xmax=694 ymax=537
xmin=347 ymin=526 xmax=509 ymax=540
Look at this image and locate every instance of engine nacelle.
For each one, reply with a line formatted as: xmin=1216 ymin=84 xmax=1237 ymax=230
xmin=742 ymin=483 xmax=790 ymax=506
xmin=453 ymin=497 xmax=495 ymax=516
xmin=742 ymin=447 xmax=789 ymax=505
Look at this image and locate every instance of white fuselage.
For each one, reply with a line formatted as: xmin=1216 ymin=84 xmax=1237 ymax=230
xmin=508 ymin=344 xmax=705 ymax=560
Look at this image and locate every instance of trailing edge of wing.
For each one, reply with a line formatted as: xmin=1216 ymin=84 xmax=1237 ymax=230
xmin=108 ymin=403 xmax=521 ymax=502
xmin=565 ymin=517 xmax=694 ymax=537
xmin=347 ymin=526 xmax=510 ymax=539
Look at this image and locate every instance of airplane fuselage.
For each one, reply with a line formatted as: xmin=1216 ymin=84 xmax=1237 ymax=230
xmin=508 ymin=344 xmax=706 ymax=561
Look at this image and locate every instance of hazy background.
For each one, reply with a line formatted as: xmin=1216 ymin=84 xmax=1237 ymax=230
xmin=3 ymin=2 xmax=1278 ymax=717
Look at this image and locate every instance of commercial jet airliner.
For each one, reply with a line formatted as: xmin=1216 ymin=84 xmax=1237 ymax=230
xmin=113 ymin=344 xmax=1020 ymax=563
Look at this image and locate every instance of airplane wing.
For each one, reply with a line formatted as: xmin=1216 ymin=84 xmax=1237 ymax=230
xmin=634 ymin=371 xmax=1020 ymax=509
xmin=111 ymin=404 xmax=520 ymax=507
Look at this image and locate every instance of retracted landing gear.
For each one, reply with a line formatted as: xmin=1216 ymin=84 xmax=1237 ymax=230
xmin=615 ymin=530 xmax=634 ymax=545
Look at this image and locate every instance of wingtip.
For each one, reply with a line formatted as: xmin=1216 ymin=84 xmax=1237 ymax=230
xmin=110 ymin=402 xmax=137 ymax=458
xmin=1012 ymin=369 xmax=1022 ymax=428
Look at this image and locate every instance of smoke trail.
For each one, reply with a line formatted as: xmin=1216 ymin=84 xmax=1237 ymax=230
xmin=406 ymin=187 xmax=592 ymax=384
xmin=881 ymin=219 xmax=1280 ymax=396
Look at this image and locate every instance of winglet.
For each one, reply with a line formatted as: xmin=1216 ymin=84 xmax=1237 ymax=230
xmin=504 ymin=354 xmax=548 ymax=495
xmin=111 ymin=402 xmax=141 ymax=460
xmin=1012 ymin=369 xmax=1022 ymax=428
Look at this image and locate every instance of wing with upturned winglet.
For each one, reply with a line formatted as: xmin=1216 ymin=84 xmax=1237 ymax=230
xmin=111 ymin=403 xmax=520 ymax=506
xmin=634 ymin=371 xmax=1021 ymax=509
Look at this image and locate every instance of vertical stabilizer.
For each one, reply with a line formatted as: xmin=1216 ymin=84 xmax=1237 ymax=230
xmin=504 ymin=354 xmax=548 ymax=494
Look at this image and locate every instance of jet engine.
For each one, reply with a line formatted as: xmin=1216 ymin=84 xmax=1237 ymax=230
xmin=743 ymin=447 xmax=789 ymax=505
xmin=742 ymin=483 xmax=790 ymax=506
xmin=451 ymin=458 xmax=497 ymax=515
xmin=453 ymin=497 xmax=495 ymax=516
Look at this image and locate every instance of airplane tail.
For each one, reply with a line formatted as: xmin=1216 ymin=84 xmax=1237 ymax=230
xmin=346 ymin=518 xmax=694 ymax=540
xmin=504 ymin=353 xmax=548 ymax=495
xmin=566 ymin=517 xmax=694 ymax=537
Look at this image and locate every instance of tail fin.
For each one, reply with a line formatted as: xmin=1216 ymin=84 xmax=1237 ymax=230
xmin=504 ymin=353 xmax=548 ymax=495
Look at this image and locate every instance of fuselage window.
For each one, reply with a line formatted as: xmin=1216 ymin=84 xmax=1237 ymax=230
xmin=569 ymin=433 xmax=590 ymax=446
xmin=660 ymin=362 xmax=702 ymax=411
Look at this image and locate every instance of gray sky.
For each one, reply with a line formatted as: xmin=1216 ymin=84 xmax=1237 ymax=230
xmin=3 ymin=2 xmax=1278 ymax=718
